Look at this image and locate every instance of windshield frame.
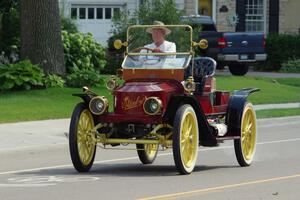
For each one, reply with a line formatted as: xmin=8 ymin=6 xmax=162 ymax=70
xmin=122 ymin=24 xmax=194 ymax=70
xmin=126 ymin=24 xmax=194 ymax=55
xmin=121 ymin=54 xmax=192 ymax=69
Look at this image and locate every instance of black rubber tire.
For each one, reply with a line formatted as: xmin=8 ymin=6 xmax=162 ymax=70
xmin=136 ymin=144 xmax=159 ymax=164
xmin=228 ymin=64 xmax=249 ymax=76
xmin=69 ymin=103 xmax=96 ymax=172
xmin=234 ymin=103 xmax=257 ymax=167
xmin=172 ymin=104 xmax=199 ymax=175
xmin=216 ymin=62 xmax=225 ymax=70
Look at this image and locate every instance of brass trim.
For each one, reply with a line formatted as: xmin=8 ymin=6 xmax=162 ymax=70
xmin=127 ymin=52 xmax=191 ymax=56
xmin=89 ymin=96 xmax=109 ymax=115
xmin=199 ymin=39 xmax=209 ymax=49
xmin=143 ymin=97 xmax=162 ymax=115
xmin=96 ymin=123 xmax=173 ymax=148
xmin=121 ymin=54 xmax=192 ymax=69
xmin=106 ymin=75 xmax=119 ymax=91
xmin=183 ymin=76 xmax=196 ymax=93
xmin=126 ymin=24 xmax=194 ymax=53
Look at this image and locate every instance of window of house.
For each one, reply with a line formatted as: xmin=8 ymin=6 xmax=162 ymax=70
xmin=113 ymin=8 xmax=120 ymax=16
xmin=71 ymin=6 xmax=121 ymax=20
xmin=79 ymin=8 xmax=86 ymax=19
xmin=105 ymin=8 xmax=112 ymax=19
xmin=71 ymin=8 xmax=77 ymax=19
xmin=88 ymin=8 xmax=94 ymax=19
xmin=97 ymin=8 xmax=103 ymax=19
xmin=245 ymin=0 xmax=265 ymax=32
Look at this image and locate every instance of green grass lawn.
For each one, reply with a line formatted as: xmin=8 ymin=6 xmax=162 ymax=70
xmin=256 ymin=108 xmax=300 ymax=119
xmin=0 ymin=75 xmax=299 ymax=123
xmin=0 ymin=86 xmax=113 ymax=123
xmin=216 ymin=76 xmax=300 ymax=104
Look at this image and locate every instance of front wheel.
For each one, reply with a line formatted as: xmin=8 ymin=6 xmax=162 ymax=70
xmin=234 ymin=103 xmax=257 ymax=166
xmin=69 ymin=103 xmax=96 ymax=172
xmin=136 ymin=144 xmax=159 ymax=164
xmin=173 ymin=105 xmax=199 ymax=175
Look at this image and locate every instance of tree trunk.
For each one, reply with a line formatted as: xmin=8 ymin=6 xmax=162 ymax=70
xmin=20 ymin=0 xmax=65 ymax=76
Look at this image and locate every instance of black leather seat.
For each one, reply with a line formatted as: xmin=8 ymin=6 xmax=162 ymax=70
xmin=185 ymin=57 xmax=216 ymax=94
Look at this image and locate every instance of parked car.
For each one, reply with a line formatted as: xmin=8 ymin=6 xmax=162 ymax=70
xmin=69 ymin=24 xmax=259 ymax=175
xmin=181 ymin=15 xmax=267 ymax=76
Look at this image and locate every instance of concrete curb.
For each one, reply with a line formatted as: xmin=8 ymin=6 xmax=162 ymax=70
xmin=254 ymin=103 xmax=300 ymax=110
xmin=1 ymin=116 xmax=300 ymax=152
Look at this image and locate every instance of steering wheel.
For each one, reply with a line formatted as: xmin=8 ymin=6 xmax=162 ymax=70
xmin=129 ymin=47 xmax=162 ymax=65
xmin=130 ymin=46 xmax=154 ymax=53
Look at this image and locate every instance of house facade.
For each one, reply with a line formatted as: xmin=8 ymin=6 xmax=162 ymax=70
xmin=186 ymin=0 xmax=300 ymax=34
xmin=59 ymin=0 xmax=185 ymax=45
xmin=60 ymin=0 xmax=300 ymax=45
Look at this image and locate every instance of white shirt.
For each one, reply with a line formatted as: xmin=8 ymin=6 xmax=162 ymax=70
xmin=143 ymin=40 xmax=176 ymax=53
xmin=140 ymin=41 xmax=176 ymax=61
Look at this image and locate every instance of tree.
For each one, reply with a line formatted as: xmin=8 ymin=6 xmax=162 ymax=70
xmin=20 ymin=0 xmax=65 ymax=76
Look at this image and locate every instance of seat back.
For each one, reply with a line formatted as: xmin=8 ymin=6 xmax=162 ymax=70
xmin=185 ymin=57 xmax=217 ymax=94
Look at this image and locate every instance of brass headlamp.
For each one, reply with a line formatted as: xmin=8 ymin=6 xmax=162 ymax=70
xmin=183 ymin=76 xmax=196 ymax=93
xmin=106 ymin=75 xmax=119 ymax=91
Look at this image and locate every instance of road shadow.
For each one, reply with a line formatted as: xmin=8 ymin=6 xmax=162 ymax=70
xmin=16 ymin=163 xmax=239 ymax=178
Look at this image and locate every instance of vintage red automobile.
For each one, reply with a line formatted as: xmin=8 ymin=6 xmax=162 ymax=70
xmin=69 ymin=24 xmax=259 ymax=175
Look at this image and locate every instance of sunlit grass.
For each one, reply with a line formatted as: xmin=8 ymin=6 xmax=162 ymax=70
xmin=0 ymin=75 xmax=299 ymax=123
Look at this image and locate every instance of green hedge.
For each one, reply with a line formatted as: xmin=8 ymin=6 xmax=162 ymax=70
xmin=265 ymin=34 xmax=300 ymax=71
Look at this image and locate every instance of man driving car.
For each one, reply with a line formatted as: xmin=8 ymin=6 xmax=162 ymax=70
xmin=143 ymin=21 xmax=176 ymax=53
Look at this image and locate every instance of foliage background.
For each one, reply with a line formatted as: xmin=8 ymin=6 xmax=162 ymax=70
xmin=259 ymin=34 xmax=300 ymax=71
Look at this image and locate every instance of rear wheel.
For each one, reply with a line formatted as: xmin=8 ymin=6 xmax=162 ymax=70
xmin=234 ymin=103 xmax=257 ymax=166
xmin=229 ymin=64 xmax=249 ymax=76
xmin=69 ymin=103 xmax=96 ymax=172
xmin=216 ymin=62 xmax=225 ymax=70
xmin=173 ymin=105 xmax=199 ymax=175
xmin=136 ymin=144 xmax=159 ymax=164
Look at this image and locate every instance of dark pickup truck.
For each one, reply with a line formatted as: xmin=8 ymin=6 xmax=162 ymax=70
xmin=181 ymin=15 xmax=267 ymax=76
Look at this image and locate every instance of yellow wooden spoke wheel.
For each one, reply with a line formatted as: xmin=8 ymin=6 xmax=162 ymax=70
xmin=69 ymin=103 xmax=97 ymax=172
xmin=234 ymin=102 xmax=257 ymax=166
xmin=173 ymin=105 xmax=199 ymax=174
xmin=136 ymin=143 xmax=159 ymax=164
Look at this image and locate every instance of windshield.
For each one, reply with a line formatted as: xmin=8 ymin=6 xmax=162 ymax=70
xmin=122 ymin=25 xmax=193 ymax=69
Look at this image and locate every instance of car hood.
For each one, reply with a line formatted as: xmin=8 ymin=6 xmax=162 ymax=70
xmin=114 ymin=80 xmax=183 ymax=115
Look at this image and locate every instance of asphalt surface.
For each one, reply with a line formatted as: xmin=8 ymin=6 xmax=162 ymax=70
xmin=0 ymin=116 xmax=300 ymax=200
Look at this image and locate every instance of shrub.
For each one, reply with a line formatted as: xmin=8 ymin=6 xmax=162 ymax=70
xmin=0 ymin=60 xmax=44 ymax=91
xmin=44 ymin=74 xmax=65 ymax=88
xmin=0 ymin=51 xmax=10 ymax=65
xmin=62 ymin=31 xmax=106 ymax=73
xmin=66 ymin=67 xmax=103 ymax=87
xmin=61 ymin=17 xmax=78 ymax=33
xmin=263 ymin=34 xmax=300 ymax=71
xmin=280 ymin=58 xmax=300 ymax=73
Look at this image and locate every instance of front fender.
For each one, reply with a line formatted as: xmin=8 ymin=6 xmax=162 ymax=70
xmin=164 ymin=95 xmax=217 ymax=147
xmin=72 ymin=93 xmax=93 ymax=105
xmin=226 ymin=88 xmax=260 ymax=136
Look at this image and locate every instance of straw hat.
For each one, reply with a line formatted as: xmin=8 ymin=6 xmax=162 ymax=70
xmin=146 ymin=21 xmax=171 ymax=35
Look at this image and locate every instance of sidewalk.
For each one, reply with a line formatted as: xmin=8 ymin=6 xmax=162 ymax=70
xmin=0 ymin=119 xmax=70 ymax=151
xmin=254 ymin=102 xmax=300 ymax=110
xmin=0 ymin=103 xmax=299 ymax=151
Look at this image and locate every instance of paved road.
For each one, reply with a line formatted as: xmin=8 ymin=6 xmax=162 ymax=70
xmin=0 ymin=116 xmax=300 ymax=200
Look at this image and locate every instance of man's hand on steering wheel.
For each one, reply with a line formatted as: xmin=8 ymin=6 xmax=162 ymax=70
xmin=131 ymin=47 xmax=154 ymax=53
xmin=152 ymin=48 xmax=163 ymax=53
